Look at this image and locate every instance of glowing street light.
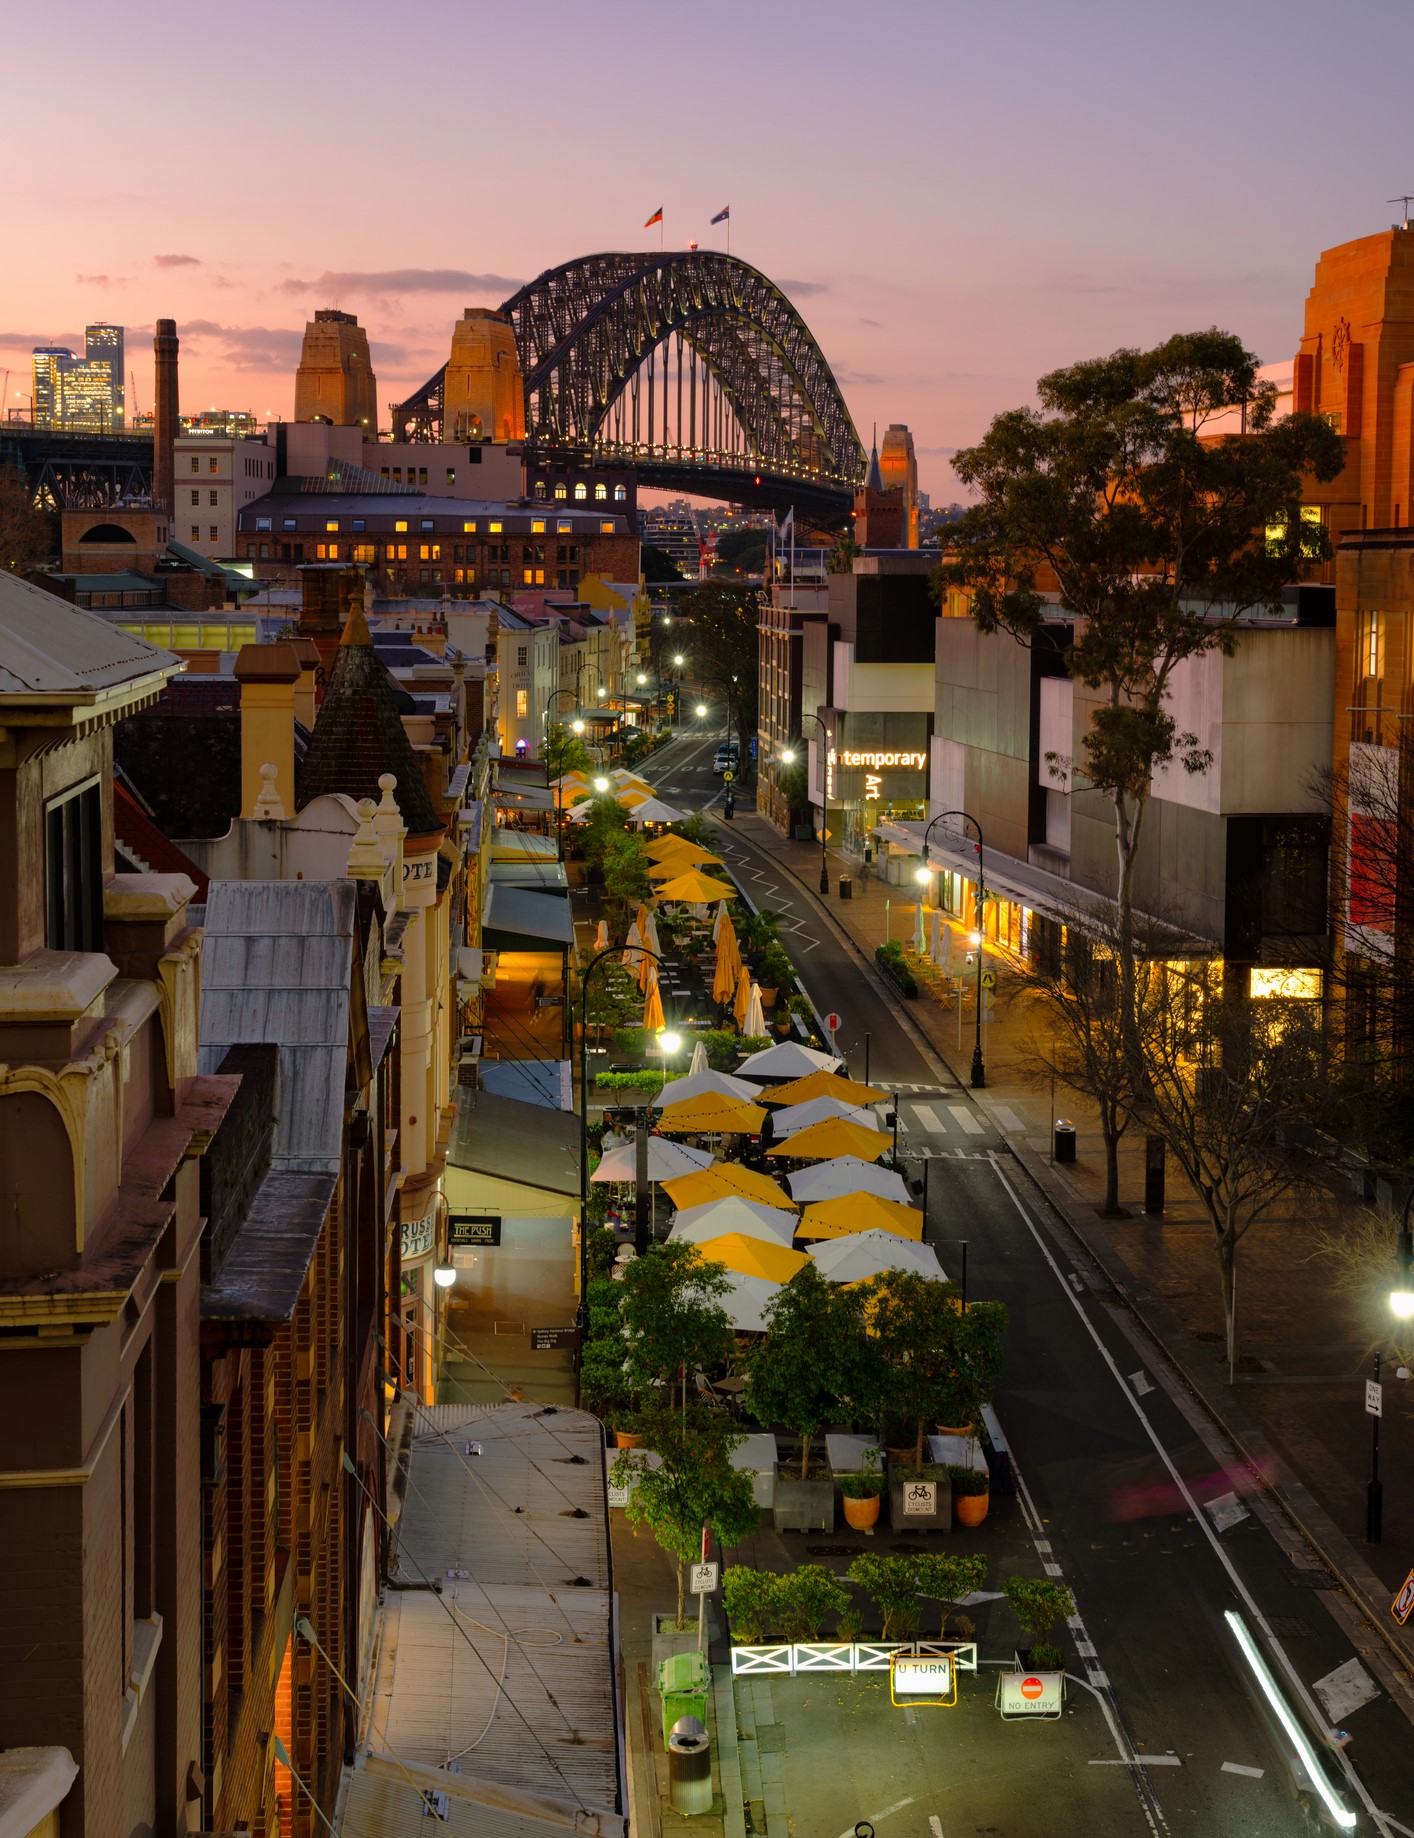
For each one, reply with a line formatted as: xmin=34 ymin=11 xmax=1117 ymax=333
xmin=433 ymin=1261 xmax=457 ymax=1289
xmin=593 ymin=776 xmax=611 ymax=793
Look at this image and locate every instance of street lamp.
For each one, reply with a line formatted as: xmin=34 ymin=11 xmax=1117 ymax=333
xmin=433 ymin=1260 xmax=457 ymax=1289
xmin=593 ymin=775 xmax=611 ymax=794
xmin=919 ymin=810 xmax=988 ymax=1088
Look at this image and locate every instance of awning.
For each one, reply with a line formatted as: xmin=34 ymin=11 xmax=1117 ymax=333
xmin=488 ymin=859 xmax=569 ymax=892
xmin=493 ymin=784 xmax=555 ymax=812
xmin=481 ymin=883 xmax=575 ymax=951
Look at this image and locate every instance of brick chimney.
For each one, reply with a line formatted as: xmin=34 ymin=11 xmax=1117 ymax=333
xmin=153 ymin=318 xmax=179 ymax=517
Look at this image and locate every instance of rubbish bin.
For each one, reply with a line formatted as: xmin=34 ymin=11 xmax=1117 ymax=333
xmin=666 ymin=1715 xmax=713 ymax=1816
xmin=839 ymin=875 xmax=853 ymax=900
xmin=658 ymin=1650 xmax=709 ymax=1748
xmin=1053 ymin=1119 xmax=1076 ymax=1164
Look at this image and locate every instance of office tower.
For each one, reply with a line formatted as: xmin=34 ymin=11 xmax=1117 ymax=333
xmin=31 ymin=347 xmax=72 ymax=427
xmin=85 ymin=323 xmax=125 ymax=425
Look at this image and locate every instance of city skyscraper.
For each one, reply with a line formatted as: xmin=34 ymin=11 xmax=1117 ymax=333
xmin=30 ymin=346 xmax=71 ymax=426
xmin=29 ymin=325 xmax=125 ymax=431
xmin=84 ymin=323 xmax=124 ymax=424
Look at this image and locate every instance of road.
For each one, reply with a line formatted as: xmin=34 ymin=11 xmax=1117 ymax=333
xmin=639 ymin=724 xmax=1414 ymax=1835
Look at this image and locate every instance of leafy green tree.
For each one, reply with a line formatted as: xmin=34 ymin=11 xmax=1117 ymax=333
xmin=913 ymin=1553 xmax=988 ymax=1638
xmin=601 ymin=829 xmax=652 ymax=916
xmin=1003 ymin=1575 xmax=1075 ymax=1659
xmin=777 ymin=1565 xmax=852 ymax=1641
xmin=614 ymin=1407 xmax=759 ymax=1628
xmin=545 ymin=721 xmax=592 ymax=778
xmin=827 ymin=532 xmax=859 ymax=575
xmin=714 ymin=527 xmax=768 ymax=576
xmin=747 ymin=1267 xmax=866 ymax=1475
xmin=722 ymin=1567 xmax=785 ymax=1644
xmin=619 ymin=1241 xmax=735 ymax=1411
xmin=933 ymin=330 xmax=1344 ymax=1036
xmin=641 ymin=543 xmax=685 ymax=584
xmin=676 ymin=581 xmax=759 ymax=757
xmin=860 ymin=1270 xmax=967 ymax=1468
xmin=847 ymin=1553 xmax=921 ymax=1640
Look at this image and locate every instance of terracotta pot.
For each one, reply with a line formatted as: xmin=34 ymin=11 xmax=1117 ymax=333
xmin=936 ymin=1424 xmax=975 ymax=1438
xmin=954 ymin=1491 xmax=990 ymax=1528
xmin=614 ymin=1429 xmax=644 ymax=1449
xmin=884 ymin=1444 xmax=917 ymax=1466
xmin=841 ymin=1491 xmax=882 ymax=1530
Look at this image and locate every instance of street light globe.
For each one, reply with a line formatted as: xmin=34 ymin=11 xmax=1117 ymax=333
xmin=571 ymin=719 xmax=585 ymax=734
xmin=674 ymin=654 xmax=685 ymax=666
xmin=433 ymin=1261 xmax=457 ymax=1289
xmin=969 ymin=930 xmax=982 ymax=949
xmin=593 ymin=776 xmax=611 ymax=793
xmin=658 ymin=1029 xmax=682 ymax=1055
xmin=696 ymin=704 xmax=708 ymax=718
xmin=636 ymin=672 xmax=647 ymax=685
xmin=780 ymin=748 xmax=795 ymax=764
xmin=915 ymin=867 xmax=932 ymax=887
xmin=597 ymin=685 xmax=607 ymax=699
xmin=1391 ymin=1288 xmax=1414 ymax=1319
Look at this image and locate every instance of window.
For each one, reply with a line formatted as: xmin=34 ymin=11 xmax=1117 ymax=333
xmin=353 ymin=544 xmax=376 ymax=563
xmin=614 ymin=484 xmax=627 ymax=502
xmin=489 ymin=520 xmax=502 ymax=534
xmin=517 ymin=646 xmax=528 ymax=666
xmin=385 ymin=544 xmax=396 ymax=561
xmin=535 ymin=568 xmax=545 ymax=586
xmin=393 ymin=467 xmax=402 ymax=482
xmin=259 ymin=542 xmax=270 ymax=558
xmin=352 ymin=518 xmax=365 ymax=532
xmin=1360 ymin=610 xmax=1384 ymax=680
xmin=190 ymin=524 xmax=201 ymax=540
xmin=557 ymin=520 xmax=572 ymax=534
xmin=209 ymin=526 xmax=219 ymax=542
xmin=256 ymin=516 xmax=272 ymax=531
xmin=281 ymin=517 xmax=297 ymax=531
xmin=395 ymin=519 xmax=408 ymax=532
xmin=209 ymin=490 xmax=219 ymax=506
xmin=515 ymin=689 xmax=529 ymax=717
xmin=325 ymin=519 xmax=340 ymax=532
xmin=595 ymin=482 xmax=608 ymax=502
xmin=190 ymin=456 xmax=200 ymax=473
xmin=209 ymin=457 xmax=218 ymax=474
xmin=554 ymin=482 xmax=568 ymax=501
xmin=463 ymin=520 xmax=477 ymax=534
xmin=601 ymin=520 xmax=615 ymax=534
xmin=523 ymin=568 xmax=534 ymax=585
xmin=574 ymin=482 xmax=588 ymax=502
xmin=532 ymin=519 xmax=546 ymax=534
xmin=446 ymin=468 xmax=456 ymax=486
xmin=191 ymin=489 xmax=200 ymax=507
xmin=46 ymin=779 xmax=103 ymax=953
xmin=534 ymin=480 xmax=547 ymax=499
xmin=317 ymin=542 xmax=340 ymax=560
xmin=420 ymin=518 xmax=434 ymax=532
xmin=419 ymin=467 xmax=428 ymax=485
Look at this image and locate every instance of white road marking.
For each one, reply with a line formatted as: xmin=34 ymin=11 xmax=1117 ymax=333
xmin=929 ymin=1817 xmax=944 ymax=1838
xmin=1088 ymin=1757 xmax=1181 ymax=1767
xmin=1221 ymin=1762 xmax=1265 ymax=1779
xmin=1312 ymin=1657 xmax=1380 ymax=1722
xmin=835 ymin=1798 xmax=914 ymax=1838
xmin=1128 ymin=1369 xmax=1154 ymax=1396
xmin=947 ymin=1105 xmax=984 ymax=1136
xmin=989 ymin=1104 xmax=1026 ymax=1132
xmin=913 ymin=1103 xmax=947 ymax=1134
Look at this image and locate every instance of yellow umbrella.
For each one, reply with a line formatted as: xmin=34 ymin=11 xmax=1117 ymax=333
xmin=761 ymin=1069 xmax=890 ymax=1107
xmin=713 ymin=942 xmax=738 ymax=1005
xmin=717 ymin=916 xmax=742 ymax=979
xmin=659 ymin=1091 xmax=768 ymax=1135
xmin=796 ymin=1193 xmax=925 ymax=1242
xmin=646 ymin=837 xmax=725 ymax=867
xmin=694 ymin=1232 xmax=808 ymax=1285
xmin=655 ymin=870 xmax=737 ymax=905
xmin=643 ymin=974 xmax=665 ymax=1032
xmin=663 ymin=1164 xmax=794 ymax=1211
xmin=733 ymin=965 xmax=752 ymax=1028
xmin=646 ymin=833 xmax=696 ymax=861
xmin=768 ymin=1119 xmax=890 ymax=1163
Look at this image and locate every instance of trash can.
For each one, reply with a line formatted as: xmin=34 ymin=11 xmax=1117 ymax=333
xmin=658 ymin=1650 xmax=709 ymax=1748
xmin=839 ymin=875 xmax=853 ymax=900
xmin=666 ymin=1715 xmax=713 ymax=1815
xmin=1053 ymin=1119 xmax=1077 ymax=1164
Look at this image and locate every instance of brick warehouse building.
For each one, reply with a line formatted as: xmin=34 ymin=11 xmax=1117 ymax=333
xmin=236 ymin=490 xmax=637 ymax=597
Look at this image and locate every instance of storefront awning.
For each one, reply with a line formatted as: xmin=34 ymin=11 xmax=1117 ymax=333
xmin=481 ymin=882 xmax=575 ymax=951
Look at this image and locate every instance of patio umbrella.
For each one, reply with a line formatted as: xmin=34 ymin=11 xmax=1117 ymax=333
xmin=593 ymin=919 xmax=609 ymax=952
xmin=761 ymin=1070 xmax=890 ymax=1107
xmin=643 ymin=971 xmax=666 ymax=1032
xmin=646 ymin=834 xmax=697 ymax=861
xmin=662 ymin=1163 xmax=793 ymax=1211
xmin=622 ymin=921 xmax=642 ymax=973
xmin=626 ymin=796 xmax=688 ymax=824
xmin=773 ymin=1096 xmax=881 ymax=1137
xmin=715 ymin=1271 xmax=780 ymax=1334
xmin=669 ymin=1198 xmax=799 ymax=1245
xmin=768 ymin=1118 xmax=889 ymax=1163
xmin=646 ymin=836 xmax=725 ymax=867
xmin=796 ymin=1192 xmax=925 ymax=1242
xmin=732 ymin=966 xmax=752 ymax=1028
xmin=686 ymin=1041 xmax=711 ymax=1077
xmin=592 ymin=1137 xmax=713 ymax=1183
xmin=712 ymin=941 xmax=738 ymax=1006
xmin=611 ymin=768 xmax=655 ymax=794
xmin=639 ymin=912 xmax=662 ymax=991
xmin=810 ymin=1231 xmax=946 ymax=1284
xmin=736 ymin=1041 xmax=842 ymax=1080
xmin=909 ymin=903 xmax=926 ymax=953
xmin=551 ymin=772 xmax=591 ymax=792
xmin=660 ymin=1066 xmax=757 ymax=1106
xmin=654 ymin=870 xmax=737 ymax=904
xmin=711 ymin=898 xmax=729 ymax=942
xmin=658 ymin=1091 xmax=768 ymax=1135
xmin=694 ymin=1232 xmax=809 ymax=1286
xmin=787 ymin=1158 xmax=913 ymax=1204
xmin=929 ymin=908 xmax=944 ymax=967
xmin=642 ymin=909 xmax=662 ymax=959
xmin=743 ymin=982 xmax=766 ymax=1037
xmin=635 ymin=903 xmax=650 ymax=938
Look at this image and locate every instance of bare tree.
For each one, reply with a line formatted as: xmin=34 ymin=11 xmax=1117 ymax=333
xmin=1313 ymin=1201 xmax=1414 ymax=1370
xmin=0 ymin=467 xmax=54 ymax=575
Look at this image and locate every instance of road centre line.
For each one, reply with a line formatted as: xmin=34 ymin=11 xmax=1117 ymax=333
xmin=987 ymin=1154 xmax=1390 ymax=1837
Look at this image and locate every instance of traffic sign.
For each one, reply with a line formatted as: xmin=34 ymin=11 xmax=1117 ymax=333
xmin=530 ymin=1326 xmax=580 ymax=1351
xmin=1392 ymin=1568 xmax=1414 ymax=1625
xmin=723 ymin=770 xmax=734 ymax=783
xmin=902 ymin=1480 xmax=937 ymax=1516
xmin=890 ymin=1654 xmax=955 ymax=1706
xmin=1366 ymin=1380 xmax=1384 ymax=1418
xmin=690 ymin=1562 xmax=719 ymax=1595
xmin=981 ymin=969 xmax=996 ymax=990
xmin=995 ymin=1670 xmax=1064 ymax=1719
xmin=826 ymin=1011 xmax=842 ymax=1033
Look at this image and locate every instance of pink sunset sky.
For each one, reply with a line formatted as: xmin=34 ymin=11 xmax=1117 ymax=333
xmin=6 ymin=0 xmax=1413 ymax=502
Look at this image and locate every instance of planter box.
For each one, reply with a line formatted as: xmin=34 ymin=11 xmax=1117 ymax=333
xmin=888 ymin=1471 xmax=952 ymax=1532
xmin=652 ymin=1610 xmax=707 ymax=1672
xmin=773 ymin=1474 xmax=834 ymax=1533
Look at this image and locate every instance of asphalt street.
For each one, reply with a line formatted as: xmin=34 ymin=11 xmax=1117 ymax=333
xmin=640 ymin=724 xmax=1414 ymax=1836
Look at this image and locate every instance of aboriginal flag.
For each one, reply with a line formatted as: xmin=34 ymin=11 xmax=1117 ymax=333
xmin=644 ymin=207 xmax=664 ymax=227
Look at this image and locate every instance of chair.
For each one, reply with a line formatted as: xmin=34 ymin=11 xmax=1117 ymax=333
xmin=693 ymin=1371 xmax=728 ymax=1411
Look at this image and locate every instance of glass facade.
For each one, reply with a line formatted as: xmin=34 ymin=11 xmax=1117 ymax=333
xmin=30 ymin=325 xmax=124 ymax=430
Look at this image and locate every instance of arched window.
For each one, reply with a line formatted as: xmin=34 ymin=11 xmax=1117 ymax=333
xmin=574 ymin=482 xmax=588 ymax=502
xmin=77 ymin=523 xmax=136 ymax=544
xmin=613 ymin=484 xmax=627 ymax=502
xmin=534 ymin=479 xmax=547 ymax=499
xmin=594 ymin=482 xmax=608 ymax=502
xmin=553 ymin=483 xmax=568 ymax=501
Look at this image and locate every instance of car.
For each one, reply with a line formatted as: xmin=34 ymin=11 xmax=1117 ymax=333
xmin=713 ymin=746 xmax=735 ymax=775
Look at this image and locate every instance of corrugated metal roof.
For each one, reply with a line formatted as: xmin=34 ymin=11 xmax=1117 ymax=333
xmin=373 ymin=1404 xmax=619 ymax=1816
xmin=197 ymin=880 xmax=354 ymax=1172
xmin=0 ymin=570 xmax=178 ymax=697
xmin=483 ymin=883 xmax=575 ymax=948
xmin=448 ymin=1089 xmax=580 ymax=1194
xmin=340 ymin=1755 xmax=624 ymax=1838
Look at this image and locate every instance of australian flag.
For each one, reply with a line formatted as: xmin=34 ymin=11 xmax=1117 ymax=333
xmin=710 ymin=204 xmax=730 ymax=224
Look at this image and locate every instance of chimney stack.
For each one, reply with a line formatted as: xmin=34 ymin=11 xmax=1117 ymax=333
xmin=153 ymin=318 xmax=179 ymax=515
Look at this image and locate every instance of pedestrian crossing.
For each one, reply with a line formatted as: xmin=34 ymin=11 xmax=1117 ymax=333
xmin=894 ymin=1095 xmax=1032 ymax=1140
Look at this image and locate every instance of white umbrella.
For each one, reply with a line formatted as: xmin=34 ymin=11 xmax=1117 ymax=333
xmin=743 ymin=981 xmax=766 ymax=1036
xmin=909 ymin=903 xmax=925 ymax=953
xmin=669 ymin=1198 xmax=798 ymax=1246
xmin=711 ymin=899 xmax=729 ymax=943
xmin=594 ymin=919 xmax=609 ymax=952
xmin=773 ymin=1097 xmax=881 ymax=1137
xmin=787 ymin=1157 xmax=913 ymax=1204
xmin=642 ymin=911 xmax=662 ymax=961
xmin=626 ymin=796 xmax=688 ymax=825
xmin=716 ymin=1271 xmax=781 ymax=1334
xmin=592 ymin=1138 xmax=714 ymax=1184
xmin=622 ymin=921 xmax=642 ymax=973
xmin=929 ymin=908 xmax=942 ymax=964
xmin=660 ymin=1066 xmax=756 ymax=1106
xmin=810 ymin=1231 xmax=947 ymax=1284
xmin=736 ymin=1042 xmax=842 ymax=1081
xmin=932 ymin=914 xmax=954 ymax=972
xmin=687 ymin=1040 xmax=710 ymax=1076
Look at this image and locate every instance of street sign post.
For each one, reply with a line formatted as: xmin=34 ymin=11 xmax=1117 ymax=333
xmin=825 ymin=1011 xmax=842 ymax=1034
xmin=981 ymin=969 xmax=996 ymax=990
xmin=1392 ymin=1568 xmax=1414 ymax=1625
xmin=530 ymin=1326 xmax=580 ymax=1351
xmin=689 ymin=1562 xmax=719 ymax=1595
xmin=1366 ymin=1379 xmax=1383 ymax=1417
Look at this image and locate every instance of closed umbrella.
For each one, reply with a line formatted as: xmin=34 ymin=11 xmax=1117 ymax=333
xmin=654 ymin=870 xmax=737 ymax=904
xmin=761 ymin=1070 xmax=890 ymax=1107
xmin=593 ymin=919 xmax=609 ymax=952
xmin=660 ymin=1067 xmax=758 ymax=1107
xmin=635 ymin=903 xmax=650 ymax=939
xmin=787 ymin=1158 xmax=913 ymax=1204
xmin=743 ymin=982 xmax=766 ymax=1036
xmin=658 ymin=1091 xmax=767 ymax=1135
xmin=711 ymin=899 xmax=729 ymax=943
xmin=687 ymin=1040 xmax=710 ymax=1076
xmin=909 ymin=903 xmax=925 ymax=954
xmin=736 ymin=1042 xmax=842 ymax=1080
xmin=809 ymin=1231 xmax=946 ymax=1284
xmin=695 ymin=1232 xmax=809 ymax=1285
xmin=643 ymin=970 xmax=666 ymax=1032
xmin=622 ymin=921 xmax=642 ymax=974
xmin=796 ymin=1192 xmax=925 ymax=1242
xmin=768 ymin=1118 xmax=889 ymax=1163
xmin=669 ymin=1198 xmax=798 ymax=1246
xmin=733 ymin=966 xmax=752 ymax=1029
xmin=640 ymin=912 xmax=662 ymax=991
xmin=593 ymin=1137 xmax=713 ymax=1183
xmin=773 ymin=1096 xmax=881 ymax=1137
xmin=929 ymin=908 xmax=943 ymax=966
xmin=662 ymin=1163 xmax=793 ymax=1211
xmin=933 ymin=917 xmax=954 ymax=972
xmin=713 ymin=942 xmax=738 ymax=1006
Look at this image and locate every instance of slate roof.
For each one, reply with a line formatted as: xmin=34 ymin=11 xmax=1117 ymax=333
xmin=298 ymin=603 xmax=445 ymax=837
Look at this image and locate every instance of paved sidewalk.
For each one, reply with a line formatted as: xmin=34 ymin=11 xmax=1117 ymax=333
xmin=731 ymin=805 xmax=1414 ymax=1701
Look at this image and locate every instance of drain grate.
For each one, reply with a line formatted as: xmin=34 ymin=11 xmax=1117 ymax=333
xmin=1288 ymin=1569 xmax=1338 ymax=1590
xmin=806 ymin=1544 xmax=862 ymax=1557
xmin=1265 ymin=1616 xmax=1313 ymax=1638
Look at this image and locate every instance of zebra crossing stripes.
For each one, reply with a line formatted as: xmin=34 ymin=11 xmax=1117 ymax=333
xmin=947 ymin=1105 xmax=985 ymax=1136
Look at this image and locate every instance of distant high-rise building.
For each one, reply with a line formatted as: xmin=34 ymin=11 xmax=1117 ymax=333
xmin=31 ymin=347 xmax=72 ymax=427
xmin=29 ymin=325 xmax=125 ymax=431
xmin=85 ymin=323 xmax=124 ymax=424
xmin=293 ymin=309 xmax=378 ymax=430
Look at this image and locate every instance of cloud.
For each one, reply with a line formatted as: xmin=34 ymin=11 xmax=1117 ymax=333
xmin=155 ymin=253 xmax=201 ymax=268
xmin=0 ymin=330 xmax=82 ymax=352
xmin=76 ymin=273 xmax=123 ymax=288
xmin=834 ymin=366 xmax=884 ymax=387
xmin=280 ymin=268 xmax=522 ymax=297
xmin=182 ymin=319 xmax=308 ymax=372
xmin=777 ymin=277 xmax=827 ymax=298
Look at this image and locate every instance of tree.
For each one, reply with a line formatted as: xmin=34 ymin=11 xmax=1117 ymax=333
xmin=859 ymin=1270 xmax=967 ymax=1469
xmin=676 ymin=581 xmax=759 ymax=760
xmin=641 ymin=544 xmax=685 ymax=584
xmin=545 ymin=721 xmax=592 ymax=778
xmin=713 ymin=528 xmax=768 ymax=577
xmin=913 ymin=1552 xmax=989 ymax=1638
xmin=1133 ymin=962 xmax=1325 ymax=1381
xmin=827 ymin=533 xmax=859 ymax=575
xmin=0 ymin=466 xmax=54 ymax=575
xmin=619 ymin=1240 xmax=735 ymax=1411
xmin=614 ymin=1407 xmax=759 ymax=1628
xmin=934 ymin=331 xmax=1344 ymax=1041
xmin=747 ymin=1266 xmax=866 ymax=1476
xmin=1003 ymin=1575 xmax=1075 ymax=1666
xmin=601 ymin=829 xmax=652 ymax=916
xmin=847 ymin=1553 xmax=922 ymax=1641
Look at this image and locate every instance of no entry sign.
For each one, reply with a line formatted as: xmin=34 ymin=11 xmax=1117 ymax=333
xmin=995 ymin=1670 xmax=1064 ymax=1719
xmin=826 ymin=1012 xmax=842 ymax=1033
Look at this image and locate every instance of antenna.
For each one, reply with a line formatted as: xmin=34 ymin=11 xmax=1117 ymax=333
xmin=1389 ymin=195 xmax=1414 ymax=228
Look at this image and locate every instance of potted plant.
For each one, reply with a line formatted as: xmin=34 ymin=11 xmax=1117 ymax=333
xmin=838 ymin=1458 xmax=884 ymax=1531
xmin=722 ymin=1567 xmax=785 ymax=1645
xmin=1003 ymin=1575 xmax=1074 ymax=1673
xmin=946 ymin=1463 xmax=991 ymax=1528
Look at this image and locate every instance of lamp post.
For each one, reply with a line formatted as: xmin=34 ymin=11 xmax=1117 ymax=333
xmin=1368 ymin=1194 xmax=1414 ymax=1543
xmin=918 ymin=809 xmax=987 ymax=1089
xmin=543 ymin=687 xmax=576 ymax=861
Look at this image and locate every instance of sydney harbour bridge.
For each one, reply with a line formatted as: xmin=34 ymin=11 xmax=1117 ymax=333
xmin=3 ymin=252 xmax=866 ymax=519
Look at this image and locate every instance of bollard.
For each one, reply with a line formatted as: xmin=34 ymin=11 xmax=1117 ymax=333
xmin=667 ymin=1715 xmax=712 ymax=1815
xmin=1053 ymin=1119 xmax=1077 ymax=1165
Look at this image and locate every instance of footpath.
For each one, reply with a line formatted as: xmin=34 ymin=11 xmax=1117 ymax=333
xmin=726 ymin=804 xmax=1414 ymax=1719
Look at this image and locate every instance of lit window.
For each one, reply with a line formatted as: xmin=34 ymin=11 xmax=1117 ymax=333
xmin=554 ymin=482 xmax=567 ymax=501
xmin=532 ymin=519 xmax=546 ymax=534
xmin=557 ymin=520 xmax=572 ymax=533
xmin=463 ymin=520 xmax=477 ymax=534
xmin=595 ymin=482 xmax=608 ymax=502
xmin=420 ymin=518 xmax=434 ymax=531
xmin=574 ymin=482 xmax=588 ymax=502
xmin=489 ymin=521 xmax=502 ymax=533
xmin=601 ymin=520 xmax=615 ymax=534
xmin=1249 ymin=967 xmax=1322 ymax=1000
xmin=446 ymin=468 xmax=456 ymax=486
xmin=535 ymin=568 xmax=545 ymax=585
xmin=190 ymin=524 xmax=200 ymax=540
xmin=614 ymin=484 xmax=627 ymax=502
xmin=328 ymin=543 xmax=339 ymax=559
xmin=393 ymin=468 xmax=402 ymax=482
xmin=385 ymin=544 xmax=396 ymax=561
xmin=354 ymin=544 xmax=376 ymax=563
xmin=419 ymin=468 xmax=428 ymax=485
xmin=420 ymin=545 xmax=431 ymax=561
xmin=326 ymin=519 xmax=340 ymax=532
xmin=534 ymin=480 xmax=547 ymax=498
xmin=395 ymin=519 xmax=408 ymax=532
xmin=516 ymin=688 xmax=529 ymax=716
xmin=523 ymin=568 xmax=534 ymax=585
xmin=1360 ymin=610 xmax=1384 ymax=679
xmin=317 ymin=543 xmax=328 ymax=559
xmin=209 ymin=457 xmax=218 ymax=474
xmin=209 ymin=525 xmax=218 ymax=542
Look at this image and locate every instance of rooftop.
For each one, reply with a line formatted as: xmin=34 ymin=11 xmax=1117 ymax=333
xmin=0 ymin=570 xmax=178 ymax=703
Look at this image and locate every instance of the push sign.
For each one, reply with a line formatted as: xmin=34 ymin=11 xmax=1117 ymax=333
xmin=890 ymin=1654 xmax=955 ymax=1707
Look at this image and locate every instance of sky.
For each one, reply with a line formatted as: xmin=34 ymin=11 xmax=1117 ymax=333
xmin=7 ymin=0 xmax=1414 ymax=502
